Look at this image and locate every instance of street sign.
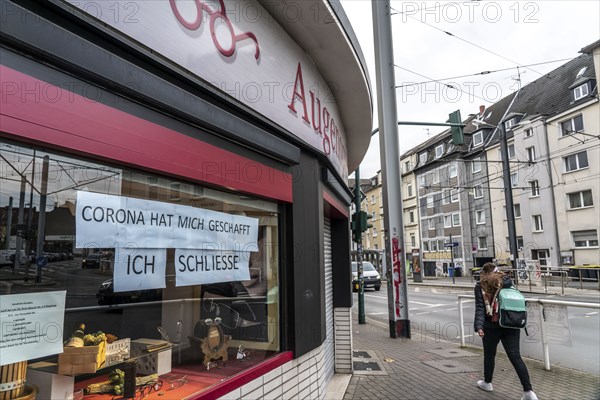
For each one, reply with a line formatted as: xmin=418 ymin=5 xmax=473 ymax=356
xmin=444 ymin=242 xmax=459 ymax=247
xmin=36 ymin=256 xmax=48 ymax=268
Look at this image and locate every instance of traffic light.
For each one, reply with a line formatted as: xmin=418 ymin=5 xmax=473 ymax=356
xmin=447 ymin=110 xmax=464 ymax=145
xmin=351 ymin=212 xmax=361 ymax=243
xmin=359 ymin=211 xmax=373 ymax=232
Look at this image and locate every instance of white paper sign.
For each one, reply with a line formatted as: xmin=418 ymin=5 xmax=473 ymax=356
xmin=542 ymin=304 xmax=572 ymax=346
xmin=113 ymin=248 xmax=167 ymax=293
xmin=526 ymin=302 xmax=572 ymax=346
xmin=0 ymin=291 xmax=66 ymax=365
xmin=175 ymin=249 xmax=251 ymax=287
xmin=76 ymin=191 xmax=259 ymax=251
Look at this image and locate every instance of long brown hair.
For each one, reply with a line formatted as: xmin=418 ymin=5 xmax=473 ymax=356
xmin=480 ymin=262 xmax=503 ymax=295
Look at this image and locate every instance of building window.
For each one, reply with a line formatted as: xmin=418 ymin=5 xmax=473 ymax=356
xmin=442 ymin=189 xmax=450 ymax=205
xmin=433 ymin=169 xmax=440 ymax=183
xmin=568 ymin=190 xmax=593 ymax=209
xmin=508 ymin=143 xmax=516 ymax=159
xmin=419 ymin=152 xmax=428 ymax=164
xmin=572 ymin=230 xmax=598 ymax=248
xmin=410 ymin=234 xmax=416 ymax=248
xmin=449 ymin=163 xmax=458 ymax=178
xmin=529 ymin=180 xmax=540 ymax=197
xmin=560 ymin=115 xmax=584 ymax=137
xmin=532 ymin=214 xmax=543 ymax=232
xmin=564 ymin=151 xmax=589 ymax=172
xmin=372 ymin=211 xmax=377 ymax=219
xmin=526 ymin=147 xmax=535 ymax=162
xmin=409 ymin=210 xmax=415 ymax=223
xmin=169 ymin=182 xmax=181 ymax=200
xmin=472 ymin=158 xmax=482 ymax=173
xmin=473 ymin=185 xmax=483 ymax=199
xmin=427 ymin=195 xmax=434 ymax=208
xmin=419 ymin=175 xmax=426 ymax=187
xmin=475 ymin=210 xmax=486 ymax=224
xmin=452 ymin=213 xmax=461 ymax=226
xmin=372 ymin=227 xmax=378 ymax=237
xmin=407 ymin=183 xmax=413 ymax=197
xmin=525 ymin=128 xmax=533 ymax=137
xmin=517 ymin=236 xmax=524 ymax=250
xmin=147 ymin=176 xmax=159 ymax=199
xmin=404 ymin=160 xmax=412 ymax=173
xmin=514 ymin=203 xmax=521 ymax=218
xmin=423 ymin=241 xmax=429 ymax=252
xmin=435 ymin=144 xmax=444 ymax=159
xmin=504 ymin=117 xmax=516 ymax=130
xmin=510 ymin=172 xmax=518 ymax=187
xmin=573 ymin=83 xmax=589 ymax=101
xmin=444 ymin=215 xmax=452 ymax=228
xmin=428 ymin=218 xmax=435 ymax=230
xmin=450 ymin=189 xmax=459 ymax=202
xmin=431 ymin=240 xmax=438 ymax=251
xmin=478 ymin=236 xmax=488 ymax=250
xmin=371 ymin=195 xmax=376 ymax=204
xmin=472 ymin=131 xmax=483 ymax=147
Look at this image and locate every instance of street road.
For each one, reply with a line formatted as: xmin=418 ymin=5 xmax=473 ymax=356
xmin=353 ymin=285 xmax=600 ymax=375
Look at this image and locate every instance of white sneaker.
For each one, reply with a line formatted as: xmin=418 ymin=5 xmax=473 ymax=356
xmin=477 ymin=380 xmax=493 ymax=392
xmin=521 ymin=391 xmax=538 ymax=400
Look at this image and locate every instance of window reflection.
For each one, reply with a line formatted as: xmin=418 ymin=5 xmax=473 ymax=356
xmin=1 ymin=141 xmax=281 ymax=396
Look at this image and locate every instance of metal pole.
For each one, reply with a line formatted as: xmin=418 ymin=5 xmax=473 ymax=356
xmin=35 ymin=155 xmax=49 ymax=283
xmin=355 ymin=167 xmax=365 ymax=325
xmin=538 ymin=304 xmax=551 ymax=370
xmin=372 ymin=0 xmax=409 ymax=338
xmin=13 ymin=176 xmax=27 ymax=272
xmin=499 ymin=118 xmax=519 ymax=267
xmin=24 ymin=152 xmax=36 ymax=282
xmin=5 ymin=197 xmax=12 ymax=250
xmin=450 ymin=234 xmax=455 ymax=284
xmin=458 ymin=297 xmax=465 ymax=347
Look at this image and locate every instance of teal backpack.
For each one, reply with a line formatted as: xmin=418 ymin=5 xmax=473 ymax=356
xmin=498 ymin=287 xmax=527 ymax=329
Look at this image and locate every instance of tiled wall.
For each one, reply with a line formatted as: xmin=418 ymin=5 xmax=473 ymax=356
xmin=219 ymin=307 xmax=353 ymax=400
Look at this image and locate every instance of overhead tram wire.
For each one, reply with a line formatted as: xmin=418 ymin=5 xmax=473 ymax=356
xmin=395 ymin=58 xmax=573 ymax=89
xmin=390 ymin=6 xmax=544 ymax=76
xmin=393 ymin=64 xmax=490 ymax=102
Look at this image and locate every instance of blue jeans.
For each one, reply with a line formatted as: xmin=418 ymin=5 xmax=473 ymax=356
xmin=482 ymin=327 xmax=532 ymax=392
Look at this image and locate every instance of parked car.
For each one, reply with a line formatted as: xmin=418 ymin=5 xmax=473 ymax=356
xmin=82 ymin=252 xmax=102 ymax=268
xmin=352 ymin=261 xmax=381 ymax=291
xmin=97 ymin=279 xmax=162 ymax=305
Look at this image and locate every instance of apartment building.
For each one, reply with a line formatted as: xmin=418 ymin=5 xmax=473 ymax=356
xmin=487 ymin=47 xmax=598 ymax=268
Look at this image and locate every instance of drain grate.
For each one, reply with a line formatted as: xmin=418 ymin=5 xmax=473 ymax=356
xmin=353 ymin=351 xmax=371 ymax=358
xmin=422 ymin=359 xmax=479 ymax=373
xmin=353 ymin=361 xmax=381 ymax=371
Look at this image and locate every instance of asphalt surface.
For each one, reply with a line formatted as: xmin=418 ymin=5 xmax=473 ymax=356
xmin=339 ymin=277 xmax=600 ymax=400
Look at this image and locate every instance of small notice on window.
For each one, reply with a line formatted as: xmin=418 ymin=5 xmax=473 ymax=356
xmin=0 ymin=291 xmax=66 ymax=365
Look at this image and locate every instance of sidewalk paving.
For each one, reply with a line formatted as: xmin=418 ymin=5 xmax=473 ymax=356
xmin=337 ymin=277 xmax=600 ymax=400
xmin=341 ymin=318 xmax=600 ymax=400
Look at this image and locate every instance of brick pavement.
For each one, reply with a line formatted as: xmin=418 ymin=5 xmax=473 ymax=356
xmin=342 ymin=318 xmax=600 ymax=400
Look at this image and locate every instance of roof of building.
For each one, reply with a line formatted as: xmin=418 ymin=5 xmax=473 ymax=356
xmin=404 ymin=51 xmax=597 ymax=167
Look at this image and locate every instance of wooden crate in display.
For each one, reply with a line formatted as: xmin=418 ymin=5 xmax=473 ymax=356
xmin=58 ymin=341 xmax=106 ymax=376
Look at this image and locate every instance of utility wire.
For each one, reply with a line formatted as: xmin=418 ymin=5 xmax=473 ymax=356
xmin=395 ymin=58 xmax=572 ymax=89
xmin=394 ymin=64 xmax=490 ymax=102
xmin=390 ymin=6 xmax=544 ymax=76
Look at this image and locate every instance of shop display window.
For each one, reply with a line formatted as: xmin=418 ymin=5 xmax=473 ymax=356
xmin=0 ymin=141 xmax=281 ymax=398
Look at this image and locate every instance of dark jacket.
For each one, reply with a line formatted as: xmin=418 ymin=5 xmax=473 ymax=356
xmin=474 ymin=275 xmax=513 ymax=331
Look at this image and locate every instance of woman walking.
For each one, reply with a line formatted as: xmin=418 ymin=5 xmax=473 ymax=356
xmin=474 ymin=262 xmax=538 ymax=400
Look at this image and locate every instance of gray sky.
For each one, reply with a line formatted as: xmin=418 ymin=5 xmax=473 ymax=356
xmin=340 ymin=0 xmax=600 ymax=178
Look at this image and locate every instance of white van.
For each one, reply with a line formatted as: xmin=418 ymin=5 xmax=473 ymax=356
xmin=351 ymin=261 xmax=381 ymax=291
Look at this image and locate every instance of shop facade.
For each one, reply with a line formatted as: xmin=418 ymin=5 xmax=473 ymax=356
xmin=0 ymin=0 xmax=372 ymax=399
